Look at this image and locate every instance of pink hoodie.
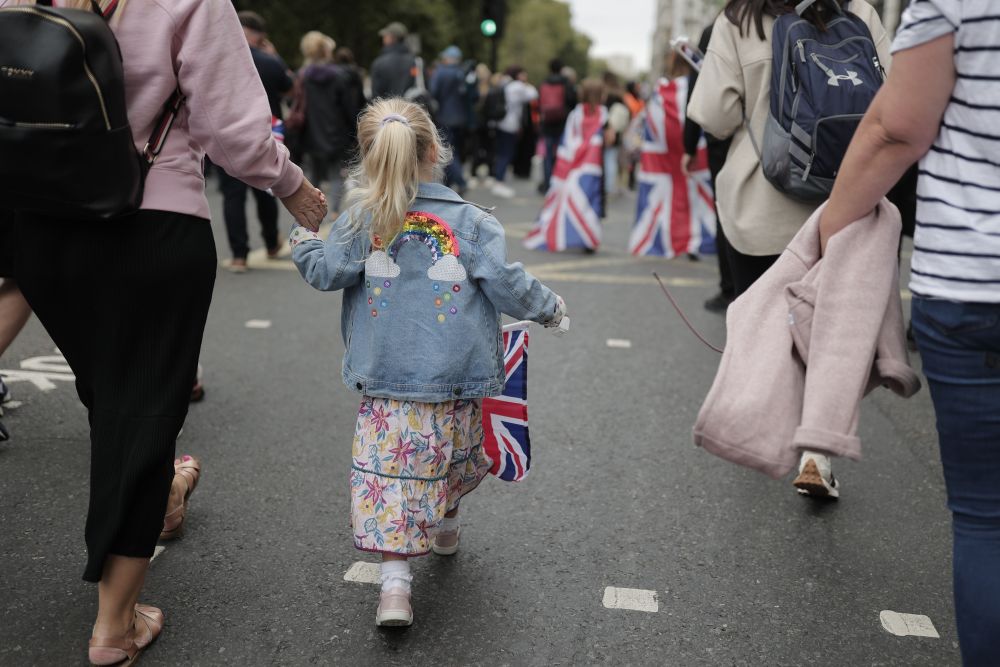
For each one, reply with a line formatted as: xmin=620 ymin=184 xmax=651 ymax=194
xmin=29 ymin=0 xmax=303 ymax=220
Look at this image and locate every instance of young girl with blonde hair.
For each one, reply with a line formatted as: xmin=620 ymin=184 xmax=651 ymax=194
xmin=291 ymin=98 xmax=566 ymax=627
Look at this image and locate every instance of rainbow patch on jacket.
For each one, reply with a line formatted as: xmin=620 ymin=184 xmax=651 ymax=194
xmin=365 ymin=211 xmax=467 ymax=282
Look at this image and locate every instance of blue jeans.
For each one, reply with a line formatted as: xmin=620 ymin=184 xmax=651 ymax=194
xmin=493 ymin=130 xmax=518 ymax=182
xmin=440 ymin=125 xmax=467 ymax=190
xmin=911 ymin=297 xmax=1000 ymax=665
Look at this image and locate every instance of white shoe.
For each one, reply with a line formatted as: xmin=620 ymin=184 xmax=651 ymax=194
xmin=431 ymin=527 xmax=461 ymax=556
xmin=484 ymin=176 xmax=497 ymax=188
xmin=491 ymin=183 xmax=515 ymax=199
xmin=467 ymin=177 xmax=480 ymax=189
xmin=376 ymin=588 xmax=413 ymax=627
xmin=793 ymin=452 xmax=839 ymax=499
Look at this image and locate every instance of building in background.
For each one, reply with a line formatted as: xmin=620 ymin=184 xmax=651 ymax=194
xmin=650 ymin=0 xmax=906 ymax=78
xmin=603 ymin=53 xmax=639 ymax=80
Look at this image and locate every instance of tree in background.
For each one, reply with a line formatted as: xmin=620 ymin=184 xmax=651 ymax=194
xmin=498 ymin=0 xmax=591 ymax=82
xmin=236 ymin=0 xmax=591 ymax=83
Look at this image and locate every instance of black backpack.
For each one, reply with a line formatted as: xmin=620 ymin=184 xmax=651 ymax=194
xmin=0 ymin=0 xmax=181 ymax=220
xmin=755 ymin=0 xmax=884 ymax=202
xmin=483 ymin=83 xmax=508 ymax=123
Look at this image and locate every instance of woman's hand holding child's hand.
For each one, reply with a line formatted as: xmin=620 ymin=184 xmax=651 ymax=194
xmin=280 ymin=177 xmax=327 ymax=232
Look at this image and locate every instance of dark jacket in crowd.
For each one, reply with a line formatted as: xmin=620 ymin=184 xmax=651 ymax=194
xmin=370 ymin=41 xmax=416 ymax=99
xmin=539 ymin=73 xmax=578 ymax=137
xmin=301 ymin=63 xmax=360 ymax=162
xmin=429 ymin=62 xmax=470 ymax=128
xmin=250 ymin=47 xmax=293 ymax=119
xmin=339 ymin=64 xmax=367 ymax=118
xmin=682 ymin=23 xmax=730 ymax=173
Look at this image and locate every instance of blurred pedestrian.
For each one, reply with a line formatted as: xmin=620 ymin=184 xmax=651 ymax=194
xmin=334 ymin=46 xmax=367 ymax=114
xmin=525 ymin=78 xmax=606 ymax=252
xmin=538 ymin=58 xmax=578 ymax=194
xmin=288 ymin=98 xmax=566 ymax=627
xmin=298 ymin=30 xmax=360 ymax=215
xmin=819 ymin=2 xmax=1000 ymax=659
xmin=491 ymin=66 xmax=537 ymax=199
xmin=688 ymin=0 xmax=890 ymax=497
xmin=622 ymin=81 xmax=645 ymax=191
xmin=602 ymin=71 xmax=631 ymax=197
xmin=430 ymin=45 xmax=471 ymax=195
xmin=370 ymin=21 xmax=415 ymax=99
xmin=469 ymin=63 xmax=496 ymax=186
xmin=0 ymin=0 xmax=325 ymax=663
xmin=682 ymin=21 xmax=735 ymax=313
xmin=630 ymin=54 xmax=716 ymax=259
xmin=219 ymin=11 xmax=294 ymax=272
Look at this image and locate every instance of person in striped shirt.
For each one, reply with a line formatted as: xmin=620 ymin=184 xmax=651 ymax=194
xmin=819 ymin=1 xmax=1000 ymax=662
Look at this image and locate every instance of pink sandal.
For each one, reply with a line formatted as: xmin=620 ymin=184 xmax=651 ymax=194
xmin=159 ymin=455 xmax=201 ymax=540
xmin=88 ymin=604 xmax=164 ymax=666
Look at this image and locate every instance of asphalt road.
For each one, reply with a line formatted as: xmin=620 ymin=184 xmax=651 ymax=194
xmin=0 ymin=175 xmax=959 ymax=666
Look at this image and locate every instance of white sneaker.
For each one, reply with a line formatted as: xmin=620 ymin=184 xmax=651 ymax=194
xmin=467 ymin=177 xmax=480 ymax=189
xmin=491 ymin=183 xmax=515 ymax=199
xmin=483 ymin=176 xmax=497 ymax=188
xmin=431 ymin=527 xmax=461 ymax=556
xmin=376 ymin=588 xmax=413 ymax=627
xmin=793 ymin=452 xmax=839 ymax=499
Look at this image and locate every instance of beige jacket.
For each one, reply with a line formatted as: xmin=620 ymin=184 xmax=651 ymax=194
xmin=693 ymin=199 xmax=921 ymax=479
xmin=687 ymin=2 xmax=891 ymax=256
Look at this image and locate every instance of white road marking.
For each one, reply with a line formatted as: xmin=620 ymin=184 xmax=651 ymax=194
xmin=880 ymin=611 xmax=940 ymax=638
xmin=606 ymin=339 xmax=633 ymax=349
xmin=344 ymin=561 xmax=381 ymax=585
xmin=4 ymin=401 xmax=22 ymax=409
xmin=245 ymin=320 xmax=272 ymax=329
xmin=602 ymin=587 xmax=658 ymax=613
xmin=0 ymin=369 xmax=74 ymax=391
xmin=150 ymin=546 xmax=166 ymax=563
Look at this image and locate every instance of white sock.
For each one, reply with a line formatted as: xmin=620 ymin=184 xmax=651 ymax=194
xmin=380 ymin=560 xmax=412 ymax=593
xmin=440 ymin=515 xmax=460 ymax=533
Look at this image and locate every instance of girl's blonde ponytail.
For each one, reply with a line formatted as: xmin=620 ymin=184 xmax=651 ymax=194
xmin=346 ymin=98 xmax=450 ymax=247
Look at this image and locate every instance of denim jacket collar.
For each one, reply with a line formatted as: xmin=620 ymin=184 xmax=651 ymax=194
xmin=416 ymin=182 xmax=464 ymax=203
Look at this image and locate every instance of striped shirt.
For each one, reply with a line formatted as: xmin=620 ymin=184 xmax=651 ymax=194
xmin=893 ymin=0 xmax=1000 ymax=302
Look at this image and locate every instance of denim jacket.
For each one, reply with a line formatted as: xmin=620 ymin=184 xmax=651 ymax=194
xmin=291 ymin=182 xmax=559 ymax=402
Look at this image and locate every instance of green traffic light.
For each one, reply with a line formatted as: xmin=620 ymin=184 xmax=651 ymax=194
xmin=480 ymin=19 xmax=497 ymax=37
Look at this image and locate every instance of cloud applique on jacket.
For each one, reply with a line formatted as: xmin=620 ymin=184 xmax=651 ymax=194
xmin=426 ymin=254 xmax=467 ymax=282
xmin=365 ymin=250 xmax=401 ymax=278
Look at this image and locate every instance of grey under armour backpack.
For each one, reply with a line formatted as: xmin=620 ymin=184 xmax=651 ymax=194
xmin=757 ymin=0 xmax=885 ymax=202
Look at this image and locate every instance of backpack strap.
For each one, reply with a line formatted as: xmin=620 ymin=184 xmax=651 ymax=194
xmin=143 ymin=89 xmax=184 ymax=165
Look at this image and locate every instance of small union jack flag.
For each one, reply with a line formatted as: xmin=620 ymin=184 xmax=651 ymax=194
xmin=271 ymin=117 xmax=285 ymax=144
xmin=630 ymin=77 xmax=716 ymax=258
xmin=482 ymin=322 xmax=531 ymax=482
xmin=525 ymin=105 xmax=606 ymax=252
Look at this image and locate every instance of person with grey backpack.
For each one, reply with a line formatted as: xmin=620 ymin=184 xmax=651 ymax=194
xmin=687 ymin=0 xmax=890 ymax=500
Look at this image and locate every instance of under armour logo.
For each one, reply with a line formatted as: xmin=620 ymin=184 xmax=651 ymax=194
xmin=827 ymin=71 xmax=863 ymax=87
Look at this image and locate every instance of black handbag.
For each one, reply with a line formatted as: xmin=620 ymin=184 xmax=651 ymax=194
xmin=0 ymin=0 xmax=182 ymax=220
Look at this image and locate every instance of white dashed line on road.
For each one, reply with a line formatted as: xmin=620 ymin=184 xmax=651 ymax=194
xmin=150 ymin=546 xmax=166 ymax=563
xmin=606 ymin=339 xmax=633 ymax=349
xmin=344 ymin=561 xmax=380 ymax=585
xmin=245 ymin=320 xmax=272 ymax=329
xmin=880 ymin=611 xmax=940 ymax=638
xmin=3 ymin=401 xmax=22 ymax=409
xmin=602 ymin=587 xmax=658 ymax=613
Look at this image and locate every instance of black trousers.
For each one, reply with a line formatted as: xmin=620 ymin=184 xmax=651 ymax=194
xmin=706 ymin=140 xmax=735 ymax=298
xmin=0 ymin=210 xmax=216 ymax=581
xmin=218 ymin=170 xmax=278 ymax=260
xmin=726 ymin=243 xmax=780 ymax=296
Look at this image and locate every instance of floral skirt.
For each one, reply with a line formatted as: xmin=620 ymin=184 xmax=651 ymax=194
xmin=350 ymin=396 xmax=491 ymax=556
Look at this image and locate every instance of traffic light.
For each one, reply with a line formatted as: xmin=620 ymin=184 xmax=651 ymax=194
xmin=481 ymin=0 xmax=506 ymax=39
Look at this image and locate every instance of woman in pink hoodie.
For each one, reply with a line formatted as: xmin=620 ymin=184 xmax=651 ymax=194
xmin=0 ymin=0 xmax=325 ymax=663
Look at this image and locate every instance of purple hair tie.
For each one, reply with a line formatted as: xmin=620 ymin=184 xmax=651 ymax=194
xmin=380 ymin=113 xmax=410 ymax=127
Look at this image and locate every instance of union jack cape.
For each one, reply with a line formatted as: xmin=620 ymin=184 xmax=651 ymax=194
xmin=483 ymin=322 xmax=531 ymax=482
xmin=630 ymin=77 xmax=716 ymax=257
xmin=524 ymin=105 xmax=606 ymax=252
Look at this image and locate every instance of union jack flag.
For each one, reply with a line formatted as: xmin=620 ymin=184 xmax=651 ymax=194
xmin=482 ymin=322 xmax=531 ymax=482
xmin=524 ymin=105 xmax=606 ymax=252
xmin=630 ymin=77 xmax=716 ymax=257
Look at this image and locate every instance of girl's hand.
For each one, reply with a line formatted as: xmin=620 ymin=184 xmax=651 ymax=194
xmin=280 ymin=177 xmax=327 ymax=232
xmin=544 ymin=295 xmax=567 ymax=327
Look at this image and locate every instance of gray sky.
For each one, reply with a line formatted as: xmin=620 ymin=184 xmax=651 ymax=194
xmin=565 ymin=0 xmax=656 ymax=71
